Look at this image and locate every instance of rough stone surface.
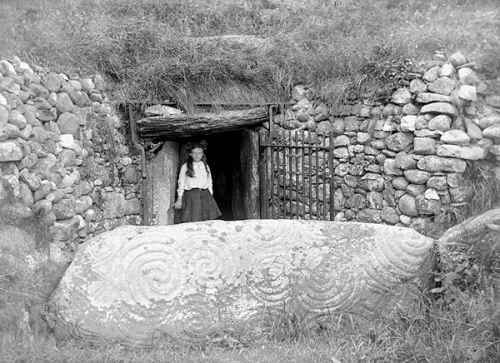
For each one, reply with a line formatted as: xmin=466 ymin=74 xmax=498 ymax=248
xmin=0 ymin=141 xmax=23 ymax=161
xmin=440 ymin=130 xmax=470 ymax=145
xmin=427 ymin=115 xmax=451 ymax=131
xmin=420 ymin=103 xmax=457 ymax=117
xmin=415 ymin=92 xmax=452 ymax=104
xmin=413 ymin=137 xmax=436 ymax=154
xmin=417 ymin=155 xmax=467 ymax=173
xmin=437 ymin=145 xmax=486 ymax=160
xmin=48 ymin=221 xmax=433 ymax=345
xmin=57 ymin=112 xmax=80 ymax=136
xmin=386 ymin=133 xmax=412 ymax=152
xmin=427 ymin=77 xmax=457 ymax=95
xmin=404 ymin=170 xmax=431 ymax=184
xmin=391 ymin=88 xmax=412 ymax=105
xmin=483 ymin=125 xmax=500 ymax=139
xmin=398 ymin=194 xmax=418 ymax=216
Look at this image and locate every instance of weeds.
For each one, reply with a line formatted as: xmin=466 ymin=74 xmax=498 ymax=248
xmin=1 ymin=0 xmax=499 ymax=105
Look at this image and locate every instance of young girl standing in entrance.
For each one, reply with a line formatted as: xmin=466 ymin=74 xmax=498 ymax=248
xmin=174 ymin=144 xmax=222 ymax=222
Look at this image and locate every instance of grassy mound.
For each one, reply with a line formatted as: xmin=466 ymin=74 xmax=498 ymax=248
xmin=1 ymin=0 xmax=499 ymax=106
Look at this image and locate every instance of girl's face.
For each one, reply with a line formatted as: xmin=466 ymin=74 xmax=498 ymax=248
xmin=190 ymin=147 xmax=204 ymax=162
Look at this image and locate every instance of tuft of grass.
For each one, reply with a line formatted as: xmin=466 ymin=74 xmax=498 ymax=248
xmin=1 ymin=286 xmax=499 ymax=362
xmin=0 ymin=0 xmax=499 ymax=106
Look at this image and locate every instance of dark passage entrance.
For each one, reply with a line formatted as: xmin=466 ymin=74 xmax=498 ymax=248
xmin=207 ymin=131 xmax=243 ymax=220
xmin=175 ymin=129 xmax=260 ymax=223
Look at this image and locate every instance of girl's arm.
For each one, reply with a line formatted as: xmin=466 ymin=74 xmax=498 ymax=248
xmin=207 ymin=165 xmax=213 ymax=195
xmin=177 ymin=163 xmax=187 ymax=199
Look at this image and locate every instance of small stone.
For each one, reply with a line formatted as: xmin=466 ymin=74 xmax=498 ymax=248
xmin=427 ymin=77 xmax=457 ymax=95
xmin=333 ymin=135 xmax=350 ymax=147
xmin=485 ymin=95 xmax=500 ymax=108
xmin=8 ymin=110 xmax=27 ymax=129
xmin=409 ymin=79 xmax=427 ymax=93
xmin=464 ymin=118 xmax=482 ymax=140
xmin=477 ymin=114 xmax=500 ymax=129
xmin=67 ymin=80 xmax=82 ymax=91
xmin=449 ymin=52 xmax=467 ymax=67
xmin=57 ymin=112 xmax=80 ymax=136
xmin=69 ymin=90 xmax=91 ymax=107
xmin=399 ymin=194 xmax=418 ymax=216
xmin=400 ymin=115 xmax=417 ymax=132
xmin=331 ymin=119 xmax=345 ymax=134
xmin=357 ymin=132 xmax=370 ymax=143
xmin=483 ymin=125 xmax=500 ymax=139
xmin=457 ymin=85 xmax=476 ymax=101
xmin=0 ymin=123 xmax=21 ymax=141
xmin=19 ymin=182 xmax=34 ymax=206
xmin=395 ymin=152 xmax=417 ymax=170
xmin=437 ymin=145 xmax=486 ymax=160
xmin=404 ymin=169 xmax=431 ymax=184
xmin=391 ymin=88 xmax=412 ymax=105
xmin=80 ymin=78 xmax=95 ymax=92
xmin=439 ymin=63 xmax=454 ymax=77
xmin=427 ymin=176 xmax=447 ymax=190
xmin=0 ymin=60 xmax=16 ymax=76
xmin=386 ymin=132 xmax=412 ymax=152
xmin=393 ymin=177 xmax=409 ymax=190
xmin=55 ymin=92 xmax=75 ymax=113
xmin=413 ymin=137 xmax=436 ymax=154
xmin=423 ymin=66 xmax=440 ymax=82
xmin=424 ymin=188 xmax=440 ymax=200
xmin=44 ymin=72 xmax=62 ymax=92
xmin=421 ymin=103 xmax=457 ymax=117
xmin=75 ymin=196 xmax=93 ymax=214
xmin=53 ymin=198 xmax=76 ymax=220
xmin=407 ymin=184 xmax=425 ymax=197
xmin=381 ymin=207 xmax=399 ymax=224
xmin=417 ymin=155 xmax=467 ymax=173
xmin=440 ymin=130 xmax=470 ymax=145
xmin=316 ymin=121 xmax=332 ymax=135
xmin=0 ymin=94 xmax=7 ymax=107
xmin=0 ymin=105 xmax=8 ymax=124
xmin=416 ymin=195 xmax=441 ymax=215
xmin=334 ymin=147 xmax=349 ymax=159
xmin=457 ymin=67 xmax=479 ymax=85
xmin=402 ymin=103 xmax=419 ymax=115
xmin=359 ymin=173 xmax=385 ymax=192
xmin=384 ymin=159 xmax=402 ymax=176
xmin=0 ymin=141 xmax=23 ymax=161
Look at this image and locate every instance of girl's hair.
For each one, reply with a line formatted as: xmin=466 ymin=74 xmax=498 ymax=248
xmin=186 ymin=143 xmax=210 ymax=177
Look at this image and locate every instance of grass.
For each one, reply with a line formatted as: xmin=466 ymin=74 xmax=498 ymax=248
xmin=0 ymin=0 xmax=499 ymax=107
xmin=1 ymin=288 xmax=499 ymax=362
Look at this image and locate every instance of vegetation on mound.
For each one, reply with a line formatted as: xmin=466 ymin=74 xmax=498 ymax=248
xmin=1 ymin=0 xmax=499 ymax=107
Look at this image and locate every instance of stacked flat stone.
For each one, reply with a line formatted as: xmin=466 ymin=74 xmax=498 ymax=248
xmin=273 ymin=51 xmax=500 ymax=232
xmin=0 ymin=57 xmax=142 ymax=264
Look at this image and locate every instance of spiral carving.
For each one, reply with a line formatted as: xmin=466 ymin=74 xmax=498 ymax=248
xmin=49 ymin=220 xmax=434 ymax=346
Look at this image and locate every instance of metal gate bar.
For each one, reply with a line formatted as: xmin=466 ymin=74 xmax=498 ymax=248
xmin=260 ymin=116 xmax=334 ymax=220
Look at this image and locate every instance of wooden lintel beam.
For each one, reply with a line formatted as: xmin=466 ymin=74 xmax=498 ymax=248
xmin=137 ymin=107 xmax=269 ymax=138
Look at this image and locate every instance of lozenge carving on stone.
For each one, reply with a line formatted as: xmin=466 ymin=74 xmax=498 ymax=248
xmin=47 ymin=220 xmax=433 ymax=346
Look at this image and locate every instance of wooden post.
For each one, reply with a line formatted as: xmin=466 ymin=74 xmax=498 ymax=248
xmin=144 ymin=142 xmax=179 ymax=225
xmin=241 ymin=129 xmax=260 ymax=219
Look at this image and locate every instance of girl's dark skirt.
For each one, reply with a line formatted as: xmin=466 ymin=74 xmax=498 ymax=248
xmin=181 ymin=188 xmax=222 ymax=222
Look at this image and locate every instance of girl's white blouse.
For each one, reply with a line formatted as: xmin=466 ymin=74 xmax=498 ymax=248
xmin=177 ymin=161 xmax=213 ymax=198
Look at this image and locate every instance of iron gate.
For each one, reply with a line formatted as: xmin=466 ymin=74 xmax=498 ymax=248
xmin=259 ymin=107 xmax=335 ymax=220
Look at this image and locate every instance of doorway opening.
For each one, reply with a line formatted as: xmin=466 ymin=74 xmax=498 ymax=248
xmin=174 ymin=129 xmax=260 ymax=223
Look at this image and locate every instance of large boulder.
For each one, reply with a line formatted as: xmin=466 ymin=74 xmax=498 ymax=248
xmin=48 ymin=220 xmax=433 ymax=346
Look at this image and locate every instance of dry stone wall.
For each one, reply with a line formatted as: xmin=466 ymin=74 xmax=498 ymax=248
xmin=0 ymin=57 xmax=142 ymax=265
xmin=273 ymin=52 xmax=500 ymax=233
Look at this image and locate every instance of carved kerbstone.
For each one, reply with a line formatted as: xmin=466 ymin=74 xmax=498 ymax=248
xmin=48 ymin=220 xmax=433 ymax=345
